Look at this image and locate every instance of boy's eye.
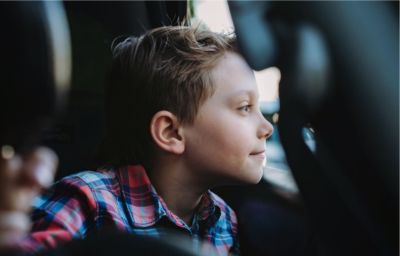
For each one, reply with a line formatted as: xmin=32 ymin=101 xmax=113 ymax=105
xmin=238 ymin=105 xmax=252 ymax=112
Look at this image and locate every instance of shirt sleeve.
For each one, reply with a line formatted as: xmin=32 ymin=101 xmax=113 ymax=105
xmin=19 ymin=176 xmax=97 ymax=254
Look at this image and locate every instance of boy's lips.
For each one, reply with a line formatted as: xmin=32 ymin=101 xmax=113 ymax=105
xmin=250 ymin=150 xmax=267 ymax=167
xmin=249 ymin=150 xmax=266 ymax=158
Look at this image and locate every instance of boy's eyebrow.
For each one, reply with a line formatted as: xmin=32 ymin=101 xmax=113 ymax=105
xmin=227 ymin=89 xmax=257 ymax=98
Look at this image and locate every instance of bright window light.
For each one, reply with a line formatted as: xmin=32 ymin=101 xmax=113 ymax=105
xmin=255 ymin=67 xmax=281 ymax=103
xmin=194 ymin=0 xmax=233 ymax=32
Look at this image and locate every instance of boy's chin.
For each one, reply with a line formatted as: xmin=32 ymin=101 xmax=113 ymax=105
xmin=224 ymin=167 xmax=264 ymax=186
xmin=244 ymin=168 xmax=264 ymax=184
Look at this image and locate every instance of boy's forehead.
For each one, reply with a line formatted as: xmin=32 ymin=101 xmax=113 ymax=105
xmin=210 ymin=52 xmax=256 ymax=95
xmin=216 ymin=52 xmax=251 ymax=71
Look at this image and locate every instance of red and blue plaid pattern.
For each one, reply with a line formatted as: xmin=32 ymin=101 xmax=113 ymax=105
xmin=20 ymin=165 xmax=239 ymax=255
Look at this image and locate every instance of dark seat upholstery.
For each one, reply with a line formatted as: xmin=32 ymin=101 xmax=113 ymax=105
xmin=0 ymin=1 xmax=71 ymax=154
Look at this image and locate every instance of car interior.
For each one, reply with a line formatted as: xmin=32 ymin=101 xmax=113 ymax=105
xmin=0 ymin=1 xmax=398 ymax=256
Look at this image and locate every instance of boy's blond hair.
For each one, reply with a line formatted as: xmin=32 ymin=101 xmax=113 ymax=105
xmin=97 ymin=26 xmax=237 ymax=168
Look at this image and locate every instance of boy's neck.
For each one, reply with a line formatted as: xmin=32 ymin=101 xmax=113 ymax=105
xmin=148 ymin=156 xmax=207 ymax=226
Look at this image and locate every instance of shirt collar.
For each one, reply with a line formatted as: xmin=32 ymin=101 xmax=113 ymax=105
xmin=116 ymin=165 xmax=220 ymax=228
xmin=196 ymin=191 xmax=220 ymax=222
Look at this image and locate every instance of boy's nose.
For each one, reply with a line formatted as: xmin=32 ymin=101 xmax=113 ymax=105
xmin=258 ymin=114 xmax=274 ymax=140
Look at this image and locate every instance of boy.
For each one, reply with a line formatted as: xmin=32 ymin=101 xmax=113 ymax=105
xmin=1 ymin=26 xmax=273 ymax=255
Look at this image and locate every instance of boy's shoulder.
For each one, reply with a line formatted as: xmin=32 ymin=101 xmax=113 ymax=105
xmin=33 ymin=169 xmax=121 ymax=212
xmin=39 ymin=169 xmax=121 ymax=201
xmin=61 ymin=169 xmax=119 ymax=189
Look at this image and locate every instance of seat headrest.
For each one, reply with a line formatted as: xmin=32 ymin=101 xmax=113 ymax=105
xmin=0 ymin=1 xmax=71 ymax=153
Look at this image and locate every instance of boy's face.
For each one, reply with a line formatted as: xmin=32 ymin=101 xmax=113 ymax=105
xmin=183 ymin=52 xmax=273 ymax=185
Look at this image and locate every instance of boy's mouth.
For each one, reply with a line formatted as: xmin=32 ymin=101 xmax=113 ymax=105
xmin=249 ymin=150 xmax=266 ymax=157
xmin=250 ymin=150 xmax=267 ymax=167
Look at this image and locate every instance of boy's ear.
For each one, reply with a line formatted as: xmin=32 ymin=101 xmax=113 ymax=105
xmin=150 ymin=111 xmax=185 ymax=155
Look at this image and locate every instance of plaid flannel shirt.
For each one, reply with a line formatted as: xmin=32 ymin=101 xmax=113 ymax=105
xmin=20 ymin=165 xmax=239 ymax=255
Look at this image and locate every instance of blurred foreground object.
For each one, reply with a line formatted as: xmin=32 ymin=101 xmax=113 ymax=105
xmin=0 ymin=0 xmax=70 ymax=251
xmin=0 ymin=147 xmax=58 ymax=248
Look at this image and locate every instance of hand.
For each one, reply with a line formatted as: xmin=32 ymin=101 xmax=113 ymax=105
xmin=0 ymin=146 xmax=58 ymax=248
